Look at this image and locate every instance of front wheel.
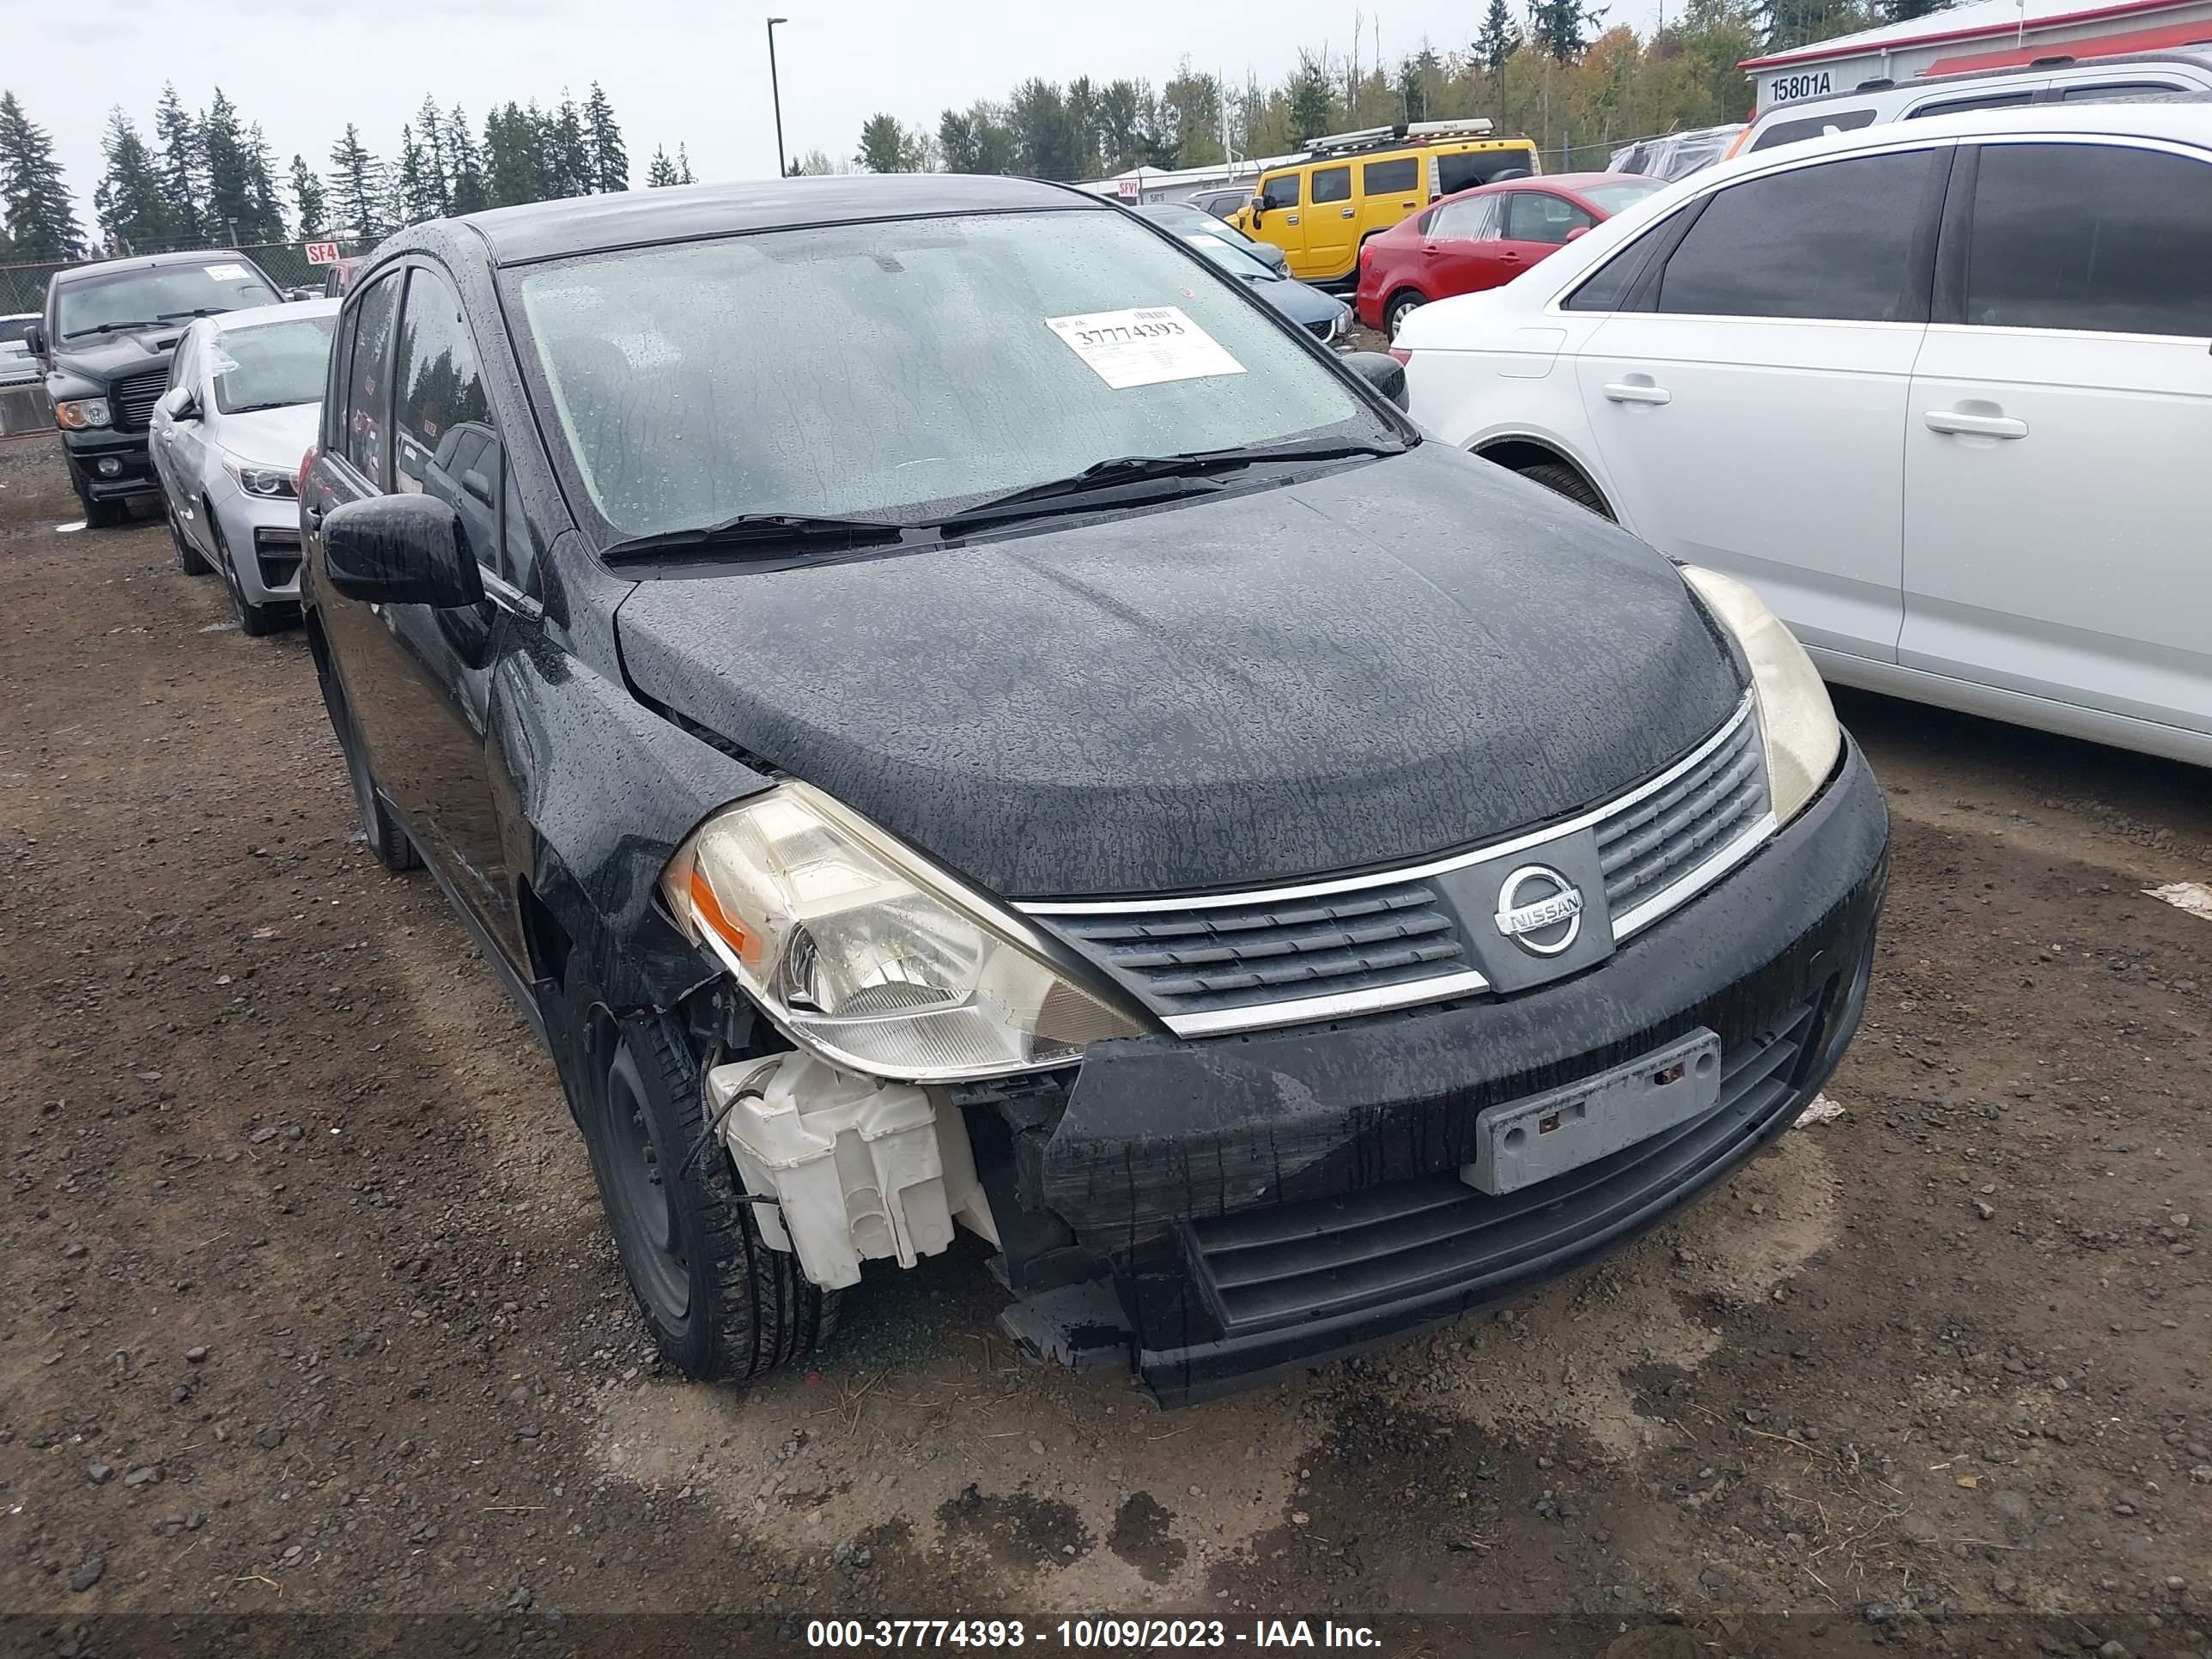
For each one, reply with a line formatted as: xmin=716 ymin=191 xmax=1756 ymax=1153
xmin=215 ymin=519 xmax=289 ymax=636
xmin=1385 ymin=290 xmax=1424 ymax=337
xmin=1516 ymin=460 xmax=1613 ymax=520
xmin=564 ymin=973 xmax=839 ymax=1382
xmin=70 ymin=459 xmax=128 ymax=528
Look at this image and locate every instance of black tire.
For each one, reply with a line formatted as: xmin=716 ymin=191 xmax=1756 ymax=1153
xmin=169 ymin=504 xmax=213 ymax=575
xmin=1385 ymin=290 xmax=1424 ymax=337
xmin=1517 ymin=460 xmax=1613 ymax=520
xmin=313 ymin=651 xmax=420 ymax=871
xmin=564 ymin=973 xmax=839 ymax=1382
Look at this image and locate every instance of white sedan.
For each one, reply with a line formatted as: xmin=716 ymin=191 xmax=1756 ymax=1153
xmin=150 ymin=298 xmax=339 ymax=635
xmin=1399 ymin=101 xmax=2212 ymax=769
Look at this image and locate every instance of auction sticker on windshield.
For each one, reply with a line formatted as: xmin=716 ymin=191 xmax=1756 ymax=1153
xmin=1045 ymin=307 xmax=1245 ymax=390
xmin=204 ymin=263 xmax=252 ymax=281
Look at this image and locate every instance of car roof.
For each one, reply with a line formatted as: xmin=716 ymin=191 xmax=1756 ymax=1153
xmin=1486 ymin=170 xmax=1650 ymax=191
xmin=457 ymin=173 xmax=1097 ymax=265
xmin=52 ymin=248 xmax=259 ymax=285
xmin=1736 ymin=92 xmax=2212 ymax=158
xmin=204 ymin=296 xmax=343 ymax=332
xmin=1752 ymin=46 xmax=2212 ymax=123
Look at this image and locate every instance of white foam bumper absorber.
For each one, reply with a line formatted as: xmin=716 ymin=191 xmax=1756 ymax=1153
xmin=704 ymin=1051 xmax=994 ymax=1290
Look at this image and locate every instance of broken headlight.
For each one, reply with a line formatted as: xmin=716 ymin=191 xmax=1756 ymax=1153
xmin=1680 ymin=565 xmax=1842 ymax=825
xmin=662 ymin=782 xmax=1148 ymax=1082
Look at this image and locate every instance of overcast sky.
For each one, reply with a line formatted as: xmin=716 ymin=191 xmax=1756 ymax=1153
xmin=19 ymin=0 xmax=1682 ymax=228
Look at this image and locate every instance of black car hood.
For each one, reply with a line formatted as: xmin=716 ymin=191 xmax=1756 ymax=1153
xmin=614 ymin=444 xmax=1746 ymax=900
xmin=50 ymin=329 xmax=183 ymax=386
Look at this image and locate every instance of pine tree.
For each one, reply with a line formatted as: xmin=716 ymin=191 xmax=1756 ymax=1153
xmin=445 ymin=107 xmax=487 ymax=215
xmin=645 ymin=145 xmax=678 ymax=187
xmin=153 ymin=82 xmax=206 ymax=246
xmin=244 ymin=125 xmax=286 ymax=241
xmin=583 ymin=82 xmax=627 ymax=191
xmin=1286 ymin=53 xmax=1335 ymax=146
xmin=290 ymin=155 xmax=328 ymax=240
xmin=0 ymin=92 xmax=84 ymax=260
xmin=1879 ymin=0 xmax=1951 ymax=17
xmin=677 ymin=144 xmax=695 ymax=185
xmin=391 ymin=124 xmax=428 ymax=228
xmin=483 ymin=103 xmax=545 ymax=207
xmin=1531 ymin=0 xmax=1608 ymax=61
xmin=327 ymin=123 xmax=386 ymax=239
xmin=95 ymin=108 xmax=172 ymax=253
xmin=856 ymin=114 xmax=909 ymax=173
xmin=201 ymin=88 xmax=270 ymax=244
xmin=550 ymin=93 xmax=592 ymax=196
xmin=415 ymin=96 xmax=450 ymax=216
xmin=1475 ymin=0 xmax=1521 ymax=79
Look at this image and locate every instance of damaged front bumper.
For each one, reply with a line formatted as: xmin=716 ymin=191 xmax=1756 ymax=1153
xmin=1010 ymin=734 xmax=1886 ymax=1404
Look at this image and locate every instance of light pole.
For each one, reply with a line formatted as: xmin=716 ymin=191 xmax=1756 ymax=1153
xmin=766 ymin=17 xmax=789 ymax=178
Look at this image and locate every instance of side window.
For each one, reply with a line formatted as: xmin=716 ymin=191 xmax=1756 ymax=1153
xmin=1260 ymin=173 xmax=1301 ymax=210
xmin=1507 ymin=191 xmax=1595 ymax=244
xmin=1430 ymin=197 xmax=1497 ymax=240
xmin=165 ymin=331 xmax=195 ymax=392
xmin=2059 ymin=80 xmax=2188 ymax=101
xmin=1564 ymin=219 xmax=1673 ymax=311
xmin=1905 ymin=90 xmax=2035 ymax=118
xmin=341 ymin=274 xmax=400 ymax=485
xmin=391 ymin=265 xmax=500 ymax=572
xmin=1961 ymin=141 xmax=2212 ymax=336
xmin=1312 ymin=166 xmax=1352 ymax=204
xmin=1749 ymin=107 xmax=1879 ymax=151
xmin=1653 ymin=148 xmax=1941 ymax=322
xmin=1364 ymin=157 xmax=1419 ymax=197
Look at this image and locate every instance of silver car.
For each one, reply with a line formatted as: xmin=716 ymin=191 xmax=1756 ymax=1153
xmin=150 ymin=298 xmax=339 ymax=635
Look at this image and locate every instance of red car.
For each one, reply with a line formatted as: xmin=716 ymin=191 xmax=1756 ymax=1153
xmin=1356 ymin=173 xmax=1665 ymax=336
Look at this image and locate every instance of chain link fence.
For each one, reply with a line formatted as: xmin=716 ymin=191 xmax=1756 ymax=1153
xmin=0 ymin=239 xmax=376 ymax=317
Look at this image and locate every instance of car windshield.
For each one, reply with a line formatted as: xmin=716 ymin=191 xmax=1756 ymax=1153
xmin=55 ymin=262 xmax=283 ymax=339
xmin=1582 ymin=180 xmax=1667 ymax=215
xmin=1183 ymin=233 xmax=1279 ymax=281
xmin=210 ymin=314 xmax=337 ymax=414
xmin=0 ymin=316 xmax=34 ymax=348
xmin=515 ymin=207 xmax=1386 ymax=538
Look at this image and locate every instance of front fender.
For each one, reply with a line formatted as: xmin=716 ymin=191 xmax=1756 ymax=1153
xmin=488 ymin=625 xmax=775 ymax=1013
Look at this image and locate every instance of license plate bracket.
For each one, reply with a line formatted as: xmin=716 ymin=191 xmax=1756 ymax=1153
xmin=1461 ymin=1029 xmax=1724 ymax=1197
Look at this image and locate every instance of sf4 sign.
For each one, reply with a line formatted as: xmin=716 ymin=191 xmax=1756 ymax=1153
xmin=303 ymin=240 xmax=341 ymax=266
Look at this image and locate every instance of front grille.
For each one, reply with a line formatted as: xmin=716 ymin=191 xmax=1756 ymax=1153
xmin=112 ymin=370 xmax=167 ymax=432
xmin=1186 ymin=996 xmax=1819 ymax=1339
xmin=1050 ymin=881 xmax=1475 ymax=1023
xmin=1595 ymin=709 xmax=1768 ymax=933
xmin=1304 ymin=316 xmax=1336 ymax=339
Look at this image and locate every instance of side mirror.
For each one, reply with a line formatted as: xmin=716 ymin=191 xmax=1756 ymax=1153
xmin=23 ymin=321 xmax=45 ymax=359
xmin=1340 ymin=350 xmax=1408 ymax=410
xmin=322 ymin=494 xmax=485 ymax=609
xmin=1565 ymin=225 xmax=1590 ymax=242
xmin=1249 ymin=196 xmax=1266 ymax=222
xmin=460 ymin=467 xmax=494 ymax=505
xmin=172 ymin=390 xmax=201 ymax=422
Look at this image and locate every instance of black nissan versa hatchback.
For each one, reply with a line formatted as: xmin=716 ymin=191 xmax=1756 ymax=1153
xmin=301 ymin=174 xmax=1887 ymax=1406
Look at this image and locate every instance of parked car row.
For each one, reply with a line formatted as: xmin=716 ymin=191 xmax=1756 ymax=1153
xmin=1398 ymin=98 xmax=2212 ymax=768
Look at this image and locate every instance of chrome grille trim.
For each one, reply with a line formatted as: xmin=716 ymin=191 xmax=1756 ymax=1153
xmin=1021 ymin=695 xmax=1759 ymax=918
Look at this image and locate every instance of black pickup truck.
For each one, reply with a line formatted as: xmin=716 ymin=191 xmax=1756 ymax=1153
xmin=28 ymin=249 xmax=288 ymax=525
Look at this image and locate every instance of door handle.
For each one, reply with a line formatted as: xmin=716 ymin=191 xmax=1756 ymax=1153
xmin=1285 ymin=214 xmax=1299 ymax=225
xmin=1340 ymin=206 xmax=1355 ymax=218
xmin=1502 ymin=251 xmax=1522 ymax=261
xmin=1603 ymin=381 xmax=1673 ymax=405
xmin=1925 ymin=409 xmax=2027 ymax=439
xmin=303 ymin=502 xmax=325 ymax=531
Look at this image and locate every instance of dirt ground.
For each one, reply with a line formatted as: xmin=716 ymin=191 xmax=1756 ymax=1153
xmin=1 ymin=429 xmax=2206 ymax=1658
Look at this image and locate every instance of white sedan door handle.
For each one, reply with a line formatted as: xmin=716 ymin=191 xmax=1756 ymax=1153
xmin=1925 ymin=409 xmax=2027 ymax=439
xmin=1602 ymin=381 xmax=1672 ymax=405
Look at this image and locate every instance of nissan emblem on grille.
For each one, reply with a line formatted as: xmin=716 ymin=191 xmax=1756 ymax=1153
xmin=1494 ymin=865 xmax=1583 ymax=956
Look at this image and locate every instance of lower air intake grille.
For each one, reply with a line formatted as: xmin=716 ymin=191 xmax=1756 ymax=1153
xmin=1596 ymin=708 xmax=1768 ymax=930
xmin=1050 ymin=882 xmax=1472 ymax=1023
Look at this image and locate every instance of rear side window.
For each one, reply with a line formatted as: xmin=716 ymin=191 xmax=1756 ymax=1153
xmin=1961 ymin=141 xmax=2212 ymax=336
xmin=1507 ymin=191 xmax=1595 ymax=244
xmin=341 ymin=274 xmax=400 ymax=484
xmin=1751 ymin=108 xmax=1878 ymax=151
xmin=1428 ymin=196 xmax=1498 ymax=240
xmin=1906 ymin=90 xmax=2035 ymax=118
xmin=1653 ymin=148 xmax=1941 ymax=322
xmin=2058 ymin=80 xmax=2188 ymax=100
xmin=1312 ymin=166 xmax=1352 ymax=204
xmin=1364 ymin=158 xmax=1419 ymax=196
xmin=1437 ymin=149 xmax=1533 ymax=193
xmin=1260 ymin=173 xmax=1300 ymax=210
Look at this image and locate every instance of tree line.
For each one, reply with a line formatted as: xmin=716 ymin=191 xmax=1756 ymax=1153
xmin=842 ymin=0 xmax=1955 ymax=179
xmin=0 ymin=82 xmax=701 ymax=267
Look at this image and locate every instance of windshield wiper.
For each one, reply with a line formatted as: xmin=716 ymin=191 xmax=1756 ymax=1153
xmin=932 ymin=441 xmax=1405 ymax=527
xmin=157 ymin=307 xmax=231 ymax=322
xmin=226 ymin=399 xmax=313 ymax=414
xmin=61 ymin=319 xmax=163 ymax=339
xmin=602 ymin=512 xmax=915 ymax=564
